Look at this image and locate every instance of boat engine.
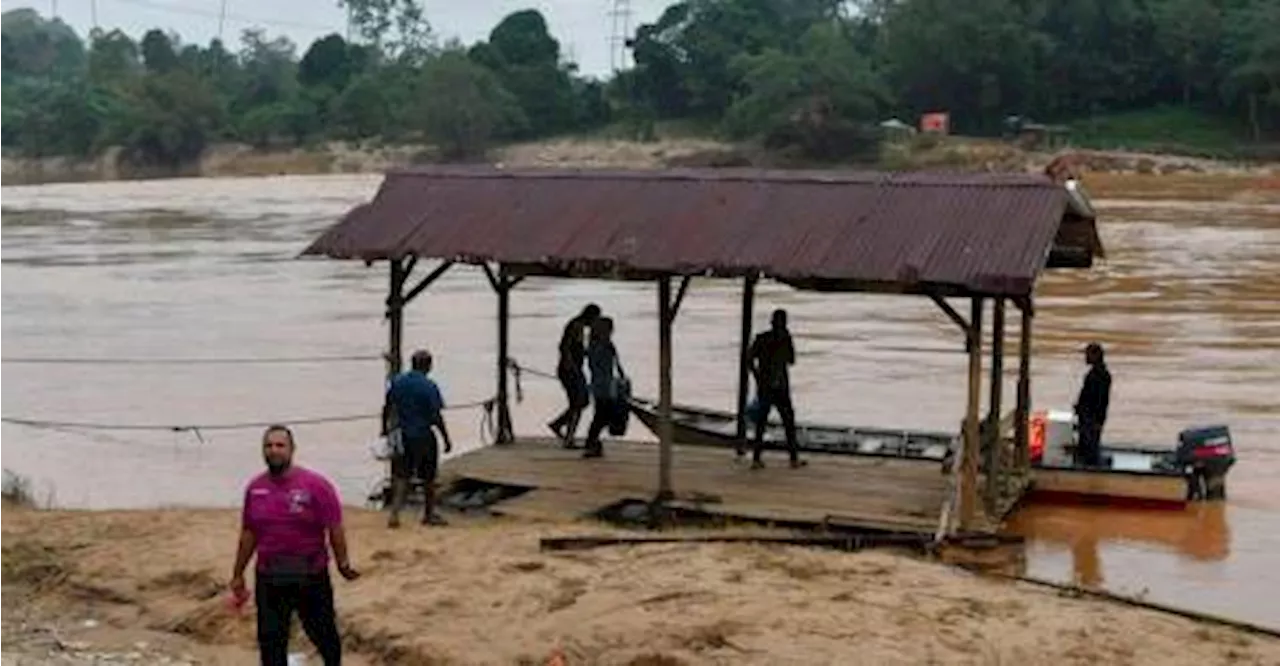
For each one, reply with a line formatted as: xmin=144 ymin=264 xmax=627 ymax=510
xmin=1175 ymin=425 xmax=1235 ymax=500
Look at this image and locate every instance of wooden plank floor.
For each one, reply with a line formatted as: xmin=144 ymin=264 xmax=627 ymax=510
xmin=441 ymin=438 xmax=951 ymax=534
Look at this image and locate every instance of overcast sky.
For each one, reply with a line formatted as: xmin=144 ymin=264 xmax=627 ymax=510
xmin=7 ymin=0 xmax=675 ymax=77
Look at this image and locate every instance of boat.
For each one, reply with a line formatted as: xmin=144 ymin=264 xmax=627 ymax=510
xmin=628 ymin=397 xmax=956 ymax=461
xmin=627 ymin=398 xmax=1235 ymax=509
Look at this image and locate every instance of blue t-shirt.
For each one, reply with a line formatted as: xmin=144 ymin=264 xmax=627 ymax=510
xmin=387 ymin=371 xmax=445 ymax=441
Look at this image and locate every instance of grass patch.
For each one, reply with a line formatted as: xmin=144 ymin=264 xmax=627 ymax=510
xmin=1 ymin=541 xmax=68 ymax=589
xmin=1068 ymin=107 xmax=1254 ymax=158
xmin=2 ymin=468 xmax=37 ymax=507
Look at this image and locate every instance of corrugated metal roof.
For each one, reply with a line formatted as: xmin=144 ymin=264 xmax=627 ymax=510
xmin=301 ymin=166 xmax=1102 ymax=296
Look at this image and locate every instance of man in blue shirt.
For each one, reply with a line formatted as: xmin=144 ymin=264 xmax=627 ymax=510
xmin=383 ymin=349 xmax=453 ymax=528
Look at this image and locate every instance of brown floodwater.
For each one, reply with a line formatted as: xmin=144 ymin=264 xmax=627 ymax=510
xmin=2 ymin=174 xmax=1278 ymax=629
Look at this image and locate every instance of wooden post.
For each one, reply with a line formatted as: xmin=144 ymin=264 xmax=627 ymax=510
xmin=657 ymin=275 xmax=674 ymax=501
xmin=960 ymin=296 xmax=984 ymax=531
xmin=735 ymin=275 xmax=757 ymax=439
xmin=386 ymin=259 xmax=407 ymax=381
xmin=985 ymin=298 xmax=1006 ymax=513
xmin=1015 ymin=298 xmax=1033 ymax=469
xmin=496 ymin=264 xmax=514 ymax=444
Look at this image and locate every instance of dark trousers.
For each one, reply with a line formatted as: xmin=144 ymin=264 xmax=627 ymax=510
xmin=1077 ymin=418 xmax=1104 ymax=467
xmin=585 ymin=396 xmax=619 ymax=454
xmin=753 ymin=386 xmax=799 ymax=463
xmin=256 ymin=571 xmax=342 ymax=666
xmin=549 ymin=366 xmax=589 ymax=433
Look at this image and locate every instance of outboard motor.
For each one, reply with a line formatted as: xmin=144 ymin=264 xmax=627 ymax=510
xmin=1176 ymin=425 xmax=1235 ymax=500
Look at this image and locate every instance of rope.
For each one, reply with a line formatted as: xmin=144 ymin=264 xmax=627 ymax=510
xmin=507 ymin=357 xmax=558 ymax=382
xmin=1 ymin=358 xmax=558 ymax=444
xmin=1 ymin=413 xmax=378 ymax=433
xmin=3 ymin=394 xmax=502 ymax=439
xmin=2 ymin=354 xmax=382 ymax=366
xmin=479 ymin=400 xmax=498 ymax=445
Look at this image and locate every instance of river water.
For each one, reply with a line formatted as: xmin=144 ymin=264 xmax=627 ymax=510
xmin=3 ymin=174 xmax=1278 ymax=629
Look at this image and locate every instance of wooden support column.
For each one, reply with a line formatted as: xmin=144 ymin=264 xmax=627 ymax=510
xmin=1015 ymin=297 xmax=1034 ymax=469
xmin=960 ymin=296 xmax=984 ymax=531
xmin=985 ymin=298 xmax=1006 ymax=513
xmin=735 ymin=275 xmax=758 ymax=439
xmin=657 ymin=275 xmax=675 ymax=501
xmin=495 ymin=264 xmax=514 ymax=444
xmin=385 ymin=258 xmax=408 ymax=381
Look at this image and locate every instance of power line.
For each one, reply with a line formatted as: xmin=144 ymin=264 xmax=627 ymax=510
xmin=2 ymin=354 xmax=382 ymax=365
xmin=109 ymin=0 xmax=336 ymax=33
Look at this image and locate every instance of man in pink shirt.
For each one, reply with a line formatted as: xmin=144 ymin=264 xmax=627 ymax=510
xmin=230 ymin=425 xmax=359 ymax=666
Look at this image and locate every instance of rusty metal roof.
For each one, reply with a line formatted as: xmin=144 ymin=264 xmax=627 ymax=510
xmin=302 ymin=167 xmax=1102 ymax=296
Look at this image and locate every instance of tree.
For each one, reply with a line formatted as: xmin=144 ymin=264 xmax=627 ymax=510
xmin=417 ymin=50 xmax=525 ymax=160
xmin=880 ymin=0 xmax=1047 ymax=133
xmin=1 ymin=8 xmax=84 ymax=76
xmin=299 ymin=34 xmax=365 ymax=90
xmin=140 ymin=29 xmax=178 ymax=74
xmin=108 ymin=70 xmax=224 ymax=167
xmin=2 ymin=76 xmax=102 ymax=156
xmin=726 ymin=23 xmax=887 ymax=159
xmin=1221 ymin=0 xmax=1280 ymax=139
xmin=337 ymin=0 xmax=433 ymax=63
xmin=1152 ymin=0 xmax=1222 ymax=106
xmin=469 ymin=10 xmax=577 ymax=137
xmin=87 ymin=28 xmax=141 ymax=88
xmin=488 ymin=9 xmax=559 ymax=66
xmin=232 ymin=29 xmax=298 ymax=115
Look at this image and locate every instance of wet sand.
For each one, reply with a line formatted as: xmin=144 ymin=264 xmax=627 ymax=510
xmin=4 ymin=505 xmax=1279 ymax=666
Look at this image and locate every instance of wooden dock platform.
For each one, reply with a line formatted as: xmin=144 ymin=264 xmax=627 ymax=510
xmin=440 ymin=438 xmax=952 ymax=534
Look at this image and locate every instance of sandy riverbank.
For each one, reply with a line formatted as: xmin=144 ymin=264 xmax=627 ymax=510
xmin=4 ymin=135 xmax=1277 ymax=187
xmin=3 ymin=505 xmax=1278 ymax=666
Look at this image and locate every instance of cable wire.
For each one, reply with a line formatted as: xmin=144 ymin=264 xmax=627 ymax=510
xmin=2 ymin=354 xmax=382 ymax=366
xmin=1 ymin=360 xmax=563 ymax=442
xmin=109 ymin=0 xmax=336 ymax=32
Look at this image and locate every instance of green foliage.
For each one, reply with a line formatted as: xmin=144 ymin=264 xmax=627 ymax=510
xmin=3 ymin=0 xmax=1277 ymax=168
xmin=1070 ymin=107 xmax=1249 ymax=154
xmin=725 ymin=24 xmax=887 ymax=160
xmin=417 ymin=50 xmax=527 ymax=160
xmin=111 ymin=70 xmax=224 ymax=167
xmin=469 ymin=10 xmax=581 ymax=138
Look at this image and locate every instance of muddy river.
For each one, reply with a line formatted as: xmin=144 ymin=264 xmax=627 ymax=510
xmin=2 ymin=174 xmax=1277 ymax=629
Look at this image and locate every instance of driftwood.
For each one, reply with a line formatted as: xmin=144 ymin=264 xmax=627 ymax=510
xmin=540 ymin=531 xmax=1020 ymax=554
xmin=968 ymin=568 xmax=1280 ymax=640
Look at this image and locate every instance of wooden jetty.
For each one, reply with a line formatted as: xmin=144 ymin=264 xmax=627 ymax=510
xmin=304 ymin=166 xmax=1104 ymax=537
xmin=440 ymin=438 xmax=951 ymax=533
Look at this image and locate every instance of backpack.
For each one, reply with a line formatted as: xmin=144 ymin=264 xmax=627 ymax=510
xmin=608 ymin=359 xmax=631 ymax=436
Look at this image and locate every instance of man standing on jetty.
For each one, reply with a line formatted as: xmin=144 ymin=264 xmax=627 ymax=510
xmin=1074 ymin=342 xmax=1112 ymax=468
xmin=548 ymin=303 xmax=601 ymax=448
xmin=231 ymin=424 xmax=359 ymax=666
xmin=745 ymin=309 xmax=806 ymax=469
xmin=384 ymin=349 xmax=453 ymax=527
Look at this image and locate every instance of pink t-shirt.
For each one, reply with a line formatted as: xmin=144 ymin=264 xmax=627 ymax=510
xmin=241 ymin=466 xmax=342 ymax=574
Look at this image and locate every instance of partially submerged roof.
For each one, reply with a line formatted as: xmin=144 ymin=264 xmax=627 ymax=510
xmin=302 ymin=166 xmax=1103 ymax=297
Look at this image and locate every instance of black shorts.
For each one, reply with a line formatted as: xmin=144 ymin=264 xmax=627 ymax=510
xmin=392 ymin=435 xmax=439 ymax=483
xmin=558 ymin=365 xmax=589 ymax=410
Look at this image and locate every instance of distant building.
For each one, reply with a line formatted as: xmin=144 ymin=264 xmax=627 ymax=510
xmin=920 ymin=112 xmax=950 ymax=134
